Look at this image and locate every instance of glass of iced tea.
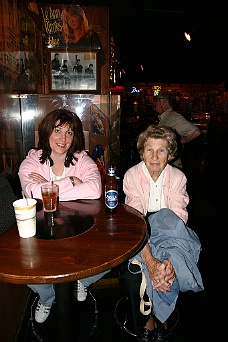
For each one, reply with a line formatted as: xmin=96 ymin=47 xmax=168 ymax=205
xmin=41 ymin=183 xmax=59 ymax=212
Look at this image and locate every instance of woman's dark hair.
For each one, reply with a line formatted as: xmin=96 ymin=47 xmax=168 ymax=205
xmin=37 ymin=109 xmax=85 ymax=167
xmin=137 ymin=125 xmax=177 ymax=161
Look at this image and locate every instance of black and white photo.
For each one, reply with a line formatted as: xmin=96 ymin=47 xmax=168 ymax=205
xmin=48 ymin=48 xmax=100 ymax=93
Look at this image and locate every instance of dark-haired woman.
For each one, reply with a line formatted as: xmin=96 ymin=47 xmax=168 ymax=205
xmin=19 ymin=109 xmax=101 ymax=201
xmin=19 ymin=109 xmax=102 ymax=323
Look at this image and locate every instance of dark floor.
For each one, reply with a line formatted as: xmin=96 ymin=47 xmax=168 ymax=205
xmin=23 ymin=138 xmax=226 ymax=342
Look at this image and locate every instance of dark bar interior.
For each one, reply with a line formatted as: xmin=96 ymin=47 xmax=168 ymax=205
xmin=0 ymin=1 xmax=226 ymax=341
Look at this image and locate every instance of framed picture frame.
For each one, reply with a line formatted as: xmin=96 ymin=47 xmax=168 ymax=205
xmin=47 ymin=48 xmax=101 ymax=94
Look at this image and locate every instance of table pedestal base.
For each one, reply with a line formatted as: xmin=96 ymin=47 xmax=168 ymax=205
xmin=55 ymin=283 xmax=76 ymax=342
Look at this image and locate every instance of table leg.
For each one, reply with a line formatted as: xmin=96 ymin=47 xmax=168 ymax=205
xmin=55 ymin=282 xmax=76 ymax=342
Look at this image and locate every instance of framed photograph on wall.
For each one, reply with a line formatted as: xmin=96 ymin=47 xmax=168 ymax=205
xmin=47 ymin=48 xmax=101 ymax=94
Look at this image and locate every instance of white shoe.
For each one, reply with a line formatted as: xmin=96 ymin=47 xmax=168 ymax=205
xmin=35 ymin=300 xmax=51 ymax=323
xmin=74 ymin=280 xmax=87 ymax=302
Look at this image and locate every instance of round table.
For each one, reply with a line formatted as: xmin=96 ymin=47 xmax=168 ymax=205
xmin=0 ymin=199 xmax=147 ymax=341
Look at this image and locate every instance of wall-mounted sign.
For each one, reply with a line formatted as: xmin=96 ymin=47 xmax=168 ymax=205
xmin=130 ymin=86 xmax=140 ymax=93
xmin=148 ymin=86 xmax=161 ymax=96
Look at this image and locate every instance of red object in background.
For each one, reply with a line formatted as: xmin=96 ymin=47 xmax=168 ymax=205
xmin=110 ymin=86 xmax=125 ymax=93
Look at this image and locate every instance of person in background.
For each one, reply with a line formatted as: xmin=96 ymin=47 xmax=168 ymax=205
xmin=18 ymin=109 xmax=102 ymax=324
xmin=73 ymin=58 xmax=83 ymax=74
xmin=51 ymin=53 xmax=61 ymax=72
xmin=61 ymin=59 xmax=69 ymax=74
xmin=61 ymin=4 xmax=106 ymax=66
xmin=85 ymin=63 xmax=94 ymax=77
xmin=119 ymin=125 xmax=203 ymax=342
xmin=155 ymin=92 xmax=201 ymax=169
xmin=0 ymin=174 xmax=17 ymax=236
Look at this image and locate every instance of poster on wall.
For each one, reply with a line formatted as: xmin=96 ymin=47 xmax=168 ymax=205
xmin=40 ymin=3 xmax=107 ymax=67
xmin=16 ymin=1 xmax=43 ymax=92
xmin=0 ymin=0 xmax=19 ymax=72
xmin=0 ymin=2 xmax=4 ymax=65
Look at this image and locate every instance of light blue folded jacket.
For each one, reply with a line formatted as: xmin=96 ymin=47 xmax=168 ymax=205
xmin=129 ymin=208 xmax=204 ymax=323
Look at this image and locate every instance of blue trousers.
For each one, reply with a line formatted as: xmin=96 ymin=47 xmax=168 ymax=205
xmin=27 ymin=284 xmax=55 ymax=307
xmin=28 ymin=269 xmax=110 ymax=306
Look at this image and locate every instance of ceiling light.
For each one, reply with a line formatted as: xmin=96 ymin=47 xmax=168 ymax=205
xmin=184 ymin=31 xmax=191 ymax=41
xmin=184 ymin=26 xmax=199 ymax=41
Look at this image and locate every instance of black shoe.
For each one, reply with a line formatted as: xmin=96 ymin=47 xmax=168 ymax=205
xmin=155 ymin=329 xmax=171 ymax=342
xmin=137 ymin=328 xmax=156 ymax=342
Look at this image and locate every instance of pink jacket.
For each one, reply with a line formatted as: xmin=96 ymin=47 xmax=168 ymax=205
xmin=19 ymin=149 xmax=102 ymax=201
xmin=123 ymin=162 xmax=189 ymax=223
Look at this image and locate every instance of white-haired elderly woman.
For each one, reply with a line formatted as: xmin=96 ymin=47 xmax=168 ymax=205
xmin=119 ymin=125 xmax=203 ymax=342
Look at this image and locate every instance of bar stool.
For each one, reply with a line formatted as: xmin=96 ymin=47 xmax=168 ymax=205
xmin=114 ymin=296 xmax=179 ymax=337
xmin=114 ymin=296 xmax=137 ymax=336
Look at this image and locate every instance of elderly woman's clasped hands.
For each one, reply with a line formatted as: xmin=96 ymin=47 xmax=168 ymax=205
xmin=141 ymin=243 xmax=175 ymax=293
xmin=150 ymin=259 xmax=176 ymax=292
